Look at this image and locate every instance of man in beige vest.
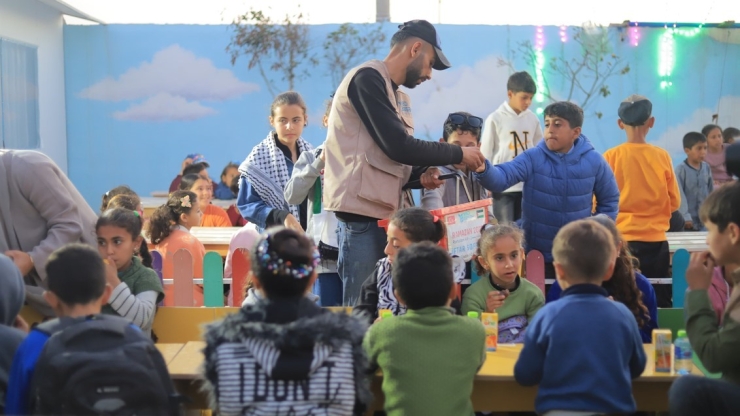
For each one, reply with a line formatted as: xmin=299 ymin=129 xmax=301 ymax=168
xmin=324 ymin=20 xmax=486 ymax=306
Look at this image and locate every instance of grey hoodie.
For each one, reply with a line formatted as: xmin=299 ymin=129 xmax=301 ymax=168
xmin=0 ymin=254 xmax=26 ymax=408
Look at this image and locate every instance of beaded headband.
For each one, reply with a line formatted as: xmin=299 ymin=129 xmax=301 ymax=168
xmin=255 ymin=235 xmax=320 ymax=279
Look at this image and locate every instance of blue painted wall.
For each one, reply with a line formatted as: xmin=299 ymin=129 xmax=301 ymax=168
xmin=63 ymin=23 xmax=740 ymax=205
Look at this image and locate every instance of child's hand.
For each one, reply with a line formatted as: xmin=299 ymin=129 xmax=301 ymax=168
xmin=14 ymin=315 xmax=29 ymax=333
xmin=684 ymin=220 xmax=694 ymax=230
xmin=686 ymin=251 xmax=715 ymax=291
xmin=486 ymin=291 xmax=506 ymax=312
xmin=103 ymin=257 xmax=121 ymax=289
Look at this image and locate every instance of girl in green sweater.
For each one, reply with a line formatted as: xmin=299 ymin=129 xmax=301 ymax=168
xmin=462 ymin=223 xmax=544 ymax=342
xmin=96 ymin=208 xmax=164 ymax=336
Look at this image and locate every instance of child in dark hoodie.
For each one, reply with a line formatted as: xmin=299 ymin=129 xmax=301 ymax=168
xmin=0 ymin=254 xmax=27 ymax=413
xmin=202 ymin=227 xmax=370 ymax=416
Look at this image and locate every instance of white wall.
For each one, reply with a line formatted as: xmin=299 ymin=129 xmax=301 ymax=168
xmin=0 ymin=0 xmax=68 ymax=171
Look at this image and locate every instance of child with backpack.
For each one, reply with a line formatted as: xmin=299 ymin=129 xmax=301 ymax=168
xmin=6 ymin=244 xmax=178 ymax=415
xmin=202 ymin=227 xmax=371 ymax=416
xmin=97 ymin=208 xmax=164 ymax=335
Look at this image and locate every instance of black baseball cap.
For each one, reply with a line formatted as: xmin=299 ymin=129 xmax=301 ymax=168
xmin=618 ymin=95 xmax=652 ymax=126
xmin=396 ymin=20 xmax=451 ymax=70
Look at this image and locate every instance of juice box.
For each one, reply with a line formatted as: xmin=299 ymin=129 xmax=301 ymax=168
xmin=379 ymin=309 xmax=392 ymax=319
xmin=481 ymin=312 xmax=498 ymax=352
xmin=653 ymin=329 xmax=672 ymax=373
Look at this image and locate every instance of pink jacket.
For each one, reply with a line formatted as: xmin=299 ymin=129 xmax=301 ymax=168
xmin=709 ymin=267 xmax=732 ymax=324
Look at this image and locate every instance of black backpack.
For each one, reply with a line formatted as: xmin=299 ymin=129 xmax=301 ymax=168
xmin=29 ymin=315 xmax=181 ymax=416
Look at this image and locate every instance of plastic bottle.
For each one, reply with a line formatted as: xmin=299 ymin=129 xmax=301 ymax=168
xmin=674 ymin=330 xmax=693 ymax=375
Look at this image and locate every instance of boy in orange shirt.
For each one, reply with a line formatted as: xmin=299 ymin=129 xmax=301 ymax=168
xmin=603 ymin=95 xmax=680 ymax=307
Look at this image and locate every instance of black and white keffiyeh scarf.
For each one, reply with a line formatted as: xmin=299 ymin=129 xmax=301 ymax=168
xmin=376 ymin=257 xmax=407 ymax=316
xmin=239 ymin=131 xmax=313 ymax=219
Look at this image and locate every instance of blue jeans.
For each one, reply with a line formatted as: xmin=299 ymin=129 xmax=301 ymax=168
xmin=670 ymin=375 xmax=740 ymax=416
xmin=337 ymin=220 xmax=387 ymax=306
xmin=317 ymin=272 xmax=342 ymax=307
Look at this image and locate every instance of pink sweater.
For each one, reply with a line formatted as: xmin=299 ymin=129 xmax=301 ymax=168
xmin=705 ymin=144 xmax=733 ymax=186
xmin=709 ymin=267 xmax=732 ymax=323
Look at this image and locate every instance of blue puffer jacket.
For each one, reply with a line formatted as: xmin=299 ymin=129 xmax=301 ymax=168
xmin=474 ymin=135 xmax=620 ymax=262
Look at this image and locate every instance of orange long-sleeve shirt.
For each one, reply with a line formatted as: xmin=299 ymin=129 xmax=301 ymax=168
xmin=156 ymin=228 xmax=206 ymax=306
xmin=603 ymin=143 xmax=680 ymax=242
xmin=200 ymin=204 xmax=232 ymax=227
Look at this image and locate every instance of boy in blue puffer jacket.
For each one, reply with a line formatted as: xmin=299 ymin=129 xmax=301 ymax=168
xmin=471 ymin=101 xmax=619 ymax=279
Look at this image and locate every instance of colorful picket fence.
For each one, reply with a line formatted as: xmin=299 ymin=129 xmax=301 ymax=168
xmin=150 ymin=248 xmax=251 ymax=307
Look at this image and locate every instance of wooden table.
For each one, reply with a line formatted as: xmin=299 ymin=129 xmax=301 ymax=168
xmin=165 ymin=341 xmax=696 ymax=412
xmin=190 ymin=227 xmax=241 ymax=256
xmin=155 ymin=343 xmax=185 ymax=365
xmin=141 ymin=198 xmax=236 ymax=218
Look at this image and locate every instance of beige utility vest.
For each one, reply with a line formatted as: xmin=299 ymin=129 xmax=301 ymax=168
xmin=323 ymin=60 xmax=414 ymax=220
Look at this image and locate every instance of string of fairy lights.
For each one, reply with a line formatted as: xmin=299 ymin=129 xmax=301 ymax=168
xmin=530 ymin=10 xmax=718 ymax=107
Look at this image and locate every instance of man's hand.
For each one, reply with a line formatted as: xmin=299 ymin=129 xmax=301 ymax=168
xmin=5 ymin=250 xmax=34 ymax=276
xmin=686 ymin=251 xmax=715 ymax=291
xmin=461 ymin=147 xmax=486 ymax=172
xmin=420 ymin=167 xmax=445 ymax=190
xmin=284 ymin=214 xmax=304 ymax=232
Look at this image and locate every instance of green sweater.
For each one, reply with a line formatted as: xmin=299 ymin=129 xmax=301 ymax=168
xmin=363 ymin=307 xmax=485 ymax=416
xmin=686 ymin=268 xmax=740 ymax=384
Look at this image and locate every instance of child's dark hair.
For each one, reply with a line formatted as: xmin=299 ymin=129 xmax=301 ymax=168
xmin=474 ymin=223 xmax=525 ymax=275
xmin=183 ymin=163 xmax=207 ymax=177
xmin=46 ymin=244 xmax=106 ymax=305
xmin=230 ymin=175 xmax=241 ymax=195
xmin=101 ymin=185 xmax=137 ymax=213
xmin=97 ymin=208 xmax=152 ymax=268
xmin=700 ymin=181 xmax=740 ymax=232
xmin=390 ymin=207 xmax=446 ymax=243
xmin=250 ymin=227 xmax=317 ymax=299
xmin=270 ymin=91 xmax=307 ymax=117
xmin=683 ymin=132 xmax=706 ymax=150
xmin=393 ymin=242 xmax=453 ymax=310
xmin=507 ymin=71 xmax=537 ymax=95
xmin=588 ymin=215 xmax=649 ymax=328
xmin=701 ymin=124 xmax=722 ymax=138
xmin=544 ymin=101 xmax=584 ymax=128
xmin=443 ymin=111 xmax=481 ymax=142
xmin=179 ymin=173 xmax=207 ymax=191
xmin=147 ymin=190 xmax=197 ymax=245
xmin=220 ymin=162 xmax=239 ymax=180
xmin=723 ymin=127 xmax=740 ymax=144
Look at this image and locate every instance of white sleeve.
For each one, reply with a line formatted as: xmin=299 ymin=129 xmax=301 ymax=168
xmin=108 ymin=283 xmax=158 ymax=332
xmin=480 ymin=113 xmax=499 ymax=162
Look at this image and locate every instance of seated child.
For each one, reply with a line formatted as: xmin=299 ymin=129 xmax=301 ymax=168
xmin=97 ymin=208 xmax=164 ymax=335
xmin=0 ymin=254 xmax=27 ymax=414
xmin=100 ymin=185 xmax=138 ymax=213
xmin=677 ymin=132 xmax=714 ymax=231
xmin=421 ymin=112 xmax=489 ymax=210
xmin=354 ymin=207 xmax=451 ymax=322
xmin=704 ymin=124 xmax=733 ymax=187
xmin=6 ymin=244 xmax=174 ymax=415
xmin=179 ymin=173 xmax=231 ymax=227
xmin=724 ymin=127 xmax=739 ymax=145
xmin=514 ymin=220 xmax=646 ymax=414
xmin=169 ymin=153 xmax=215 ymax=192
xmin=105 ymin=193 xmax=144 ymax=218
xmin=147 ymin=190 xmax=206 ymax=306
xmin=470 ymin=101 xmax=620 ymax=279
xmin=546 ymin=215 xmax=658 ymax=343
xmin=461 ymin=224 xmax=544 ymax=343
xmin=364 ymin=242 xmax=486 ymax=416
xmin=669 ymin=182 xmax=740 ymax=416
xmin=214 ymin=162 xmax=239 ymax=200
xmin=202 ymin=227 xmax=370 ymax=415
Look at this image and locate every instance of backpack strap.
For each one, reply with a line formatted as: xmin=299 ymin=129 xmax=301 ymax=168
xmin=35 ymin=316 xmax=90 ymax=336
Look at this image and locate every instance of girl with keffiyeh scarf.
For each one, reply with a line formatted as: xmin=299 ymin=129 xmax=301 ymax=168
xmin=236 ymin=91 xmax=314 ymax=232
